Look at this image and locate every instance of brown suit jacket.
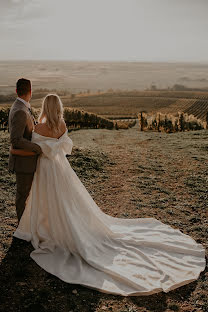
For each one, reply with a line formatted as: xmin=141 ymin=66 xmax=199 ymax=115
xmin=8 ymin=99 xmax=42 ymax=173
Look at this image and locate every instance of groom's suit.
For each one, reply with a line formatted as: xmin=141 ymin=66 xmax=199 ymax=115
xmin=8 ymin=98 xmax=42 ymax=222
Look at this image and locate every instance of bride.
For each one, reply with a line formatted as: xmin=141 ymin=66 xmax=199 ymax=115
xmin=14 ymin=94 xmax=206 ymax=296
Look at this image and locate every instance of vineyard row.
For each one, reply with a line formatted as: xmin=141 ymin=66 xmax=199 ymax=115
xmin=0 ymin=107 xmax=136 ymax=131
xmin=138 ymin=112 xmax=208 ymax=132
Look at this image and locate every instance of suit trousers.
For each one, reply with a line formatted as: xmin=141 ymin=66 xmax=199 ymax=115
xmin=15 ymin=172 xmax=34 ymax=223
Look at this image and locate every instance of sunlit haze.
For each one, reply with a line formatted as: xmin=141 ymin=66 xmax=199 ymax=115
xmin=0 ymin=0 xmax=208 ymax=62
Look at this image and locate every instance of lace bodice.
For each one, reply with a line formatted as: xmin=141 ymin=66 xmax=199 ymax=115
xmin=32 ymin=130 xmax=73 ymax=159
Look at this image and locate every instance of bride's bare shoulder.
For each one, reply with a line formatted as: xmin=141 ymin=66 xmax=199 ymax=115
xmin=34 ymin=123 xmax=50 ymax=136
xmin=60 ymin=119 xmax=67 ymax=131
xmin=34 ymin=120 xmax=67 ymax=137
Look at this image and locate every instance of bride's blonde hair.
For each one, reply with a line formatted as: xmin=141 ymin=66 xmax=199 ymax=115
xmin=38 ymin=94 xmax=64 ymax=132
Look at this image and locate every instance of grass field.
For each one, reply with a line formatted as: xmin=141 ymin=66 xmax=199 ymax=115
xmin=0 ymin=123 xmax=207 ymax=312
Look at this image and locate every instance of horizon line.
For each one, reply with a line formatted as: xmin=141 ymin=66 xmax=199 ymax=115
xmin=0 ymin=59 xmax=208 ymax=65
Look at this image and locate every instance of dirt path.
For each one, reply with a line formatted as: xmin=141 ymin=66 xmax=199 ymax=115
xmin=70 ymin=122 xmax=208 ymax=225
xmin=0 ymin=125 xmax=207 ymax=312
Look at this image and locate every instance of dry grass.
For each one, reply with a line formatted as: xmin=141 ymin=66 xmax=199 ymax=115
xmin=0 ymin=124 xmax=207 ymax=312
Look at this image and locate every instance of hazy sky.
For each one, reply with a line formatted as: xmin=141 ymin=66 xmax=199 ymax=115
xmin=0 ymin=0 xmax=208 ymax=62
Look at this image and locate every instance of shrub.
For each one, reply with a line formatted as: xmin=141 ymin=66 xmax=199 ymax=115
xmin=138 ymin=111 xmax=205 ymax=132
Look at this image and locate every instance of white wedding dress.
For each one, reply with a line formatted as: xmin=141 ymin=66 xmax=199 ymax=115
xmin=14 ymin=130 xmax=206 ymax=296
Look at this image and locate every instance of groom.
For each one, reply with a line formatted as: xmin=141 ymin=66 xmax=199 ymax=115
xmin=8 ymin=78 xmax=42 ymax=223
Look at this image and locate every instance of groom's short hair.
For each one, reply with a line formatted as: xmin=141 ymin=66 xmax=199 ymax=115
xmin=16 ymin=78 xmax=31 ymax=96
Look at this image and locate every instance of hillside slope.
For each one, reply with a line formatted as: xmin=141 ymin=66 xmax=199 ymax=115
xmin=1 ymin=90 xmax=208 ymax=121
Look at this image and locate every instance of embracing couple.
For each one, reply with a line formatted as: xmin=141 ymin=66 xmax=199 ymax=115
xmin=8 ymin=78 xmax=206 ymax=296
xmin=9 ymin=78 xmax=67 ymax=223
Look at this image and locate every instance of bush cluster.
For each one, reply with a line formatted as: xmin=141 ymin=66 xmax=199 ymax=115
xmin=64 ymin=108 xmax=114 ymax=130
xmin=138 ymin=111 xmax=206 ymax=132
xmin=0 ymin=107 xmax=115 ymax=131
xmin=0 ymin=108 xmax=10 ymax=130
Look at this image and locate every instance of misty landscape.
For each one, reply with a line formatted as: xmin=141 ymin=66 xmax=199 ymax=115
xmin=1 ymin=61 xmax=208 ymax=94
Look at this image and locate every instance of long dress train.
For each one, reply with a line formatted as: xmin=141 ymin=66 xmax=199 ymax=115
xmin=13 ymin=130 xmax=206 ymax=296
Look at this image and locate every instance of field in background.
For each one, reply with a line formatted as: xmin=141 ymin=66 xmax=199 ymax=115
xmin=1 ymin=60 xmax=208 ymax=122
xmin=1 ymin=61 xmax=208 ymax=95
xmin=60 ymin=90 xmax=208 ymax=121
xmin=1 ymin=90 xmax=208 ymax=123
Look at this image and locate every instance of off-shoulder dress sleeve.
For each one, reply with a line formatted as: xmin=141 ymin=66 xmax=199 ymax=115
xmin=31 ymin=131 xmax=73 ymax=159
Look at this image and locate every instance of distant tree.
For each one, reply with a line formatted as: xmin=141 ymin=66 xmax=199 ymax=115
xmin=71 ymin=93 xmax=76 ymax=100
xmin=139 ymin=112 xmax=145 ymax=131
xmin=179 ymin=113 xmax=185 ymax=131
xmin=157 ymin=114 xmax=161 ymax=132
xmin=151 ymin=118 xmax=157 ymax=130
xmin=172 ymin=84 xmax=187 ymax=91
xmin=174 ymin=120 xmax=179 ymax=132
xmin=150 ymin=84 xmax=157 ymax=91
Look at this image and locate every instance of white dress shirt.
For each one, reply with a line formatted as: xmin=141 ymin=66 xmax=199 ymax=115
xmin=17 ymin=96 xmax=31 ymax=109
